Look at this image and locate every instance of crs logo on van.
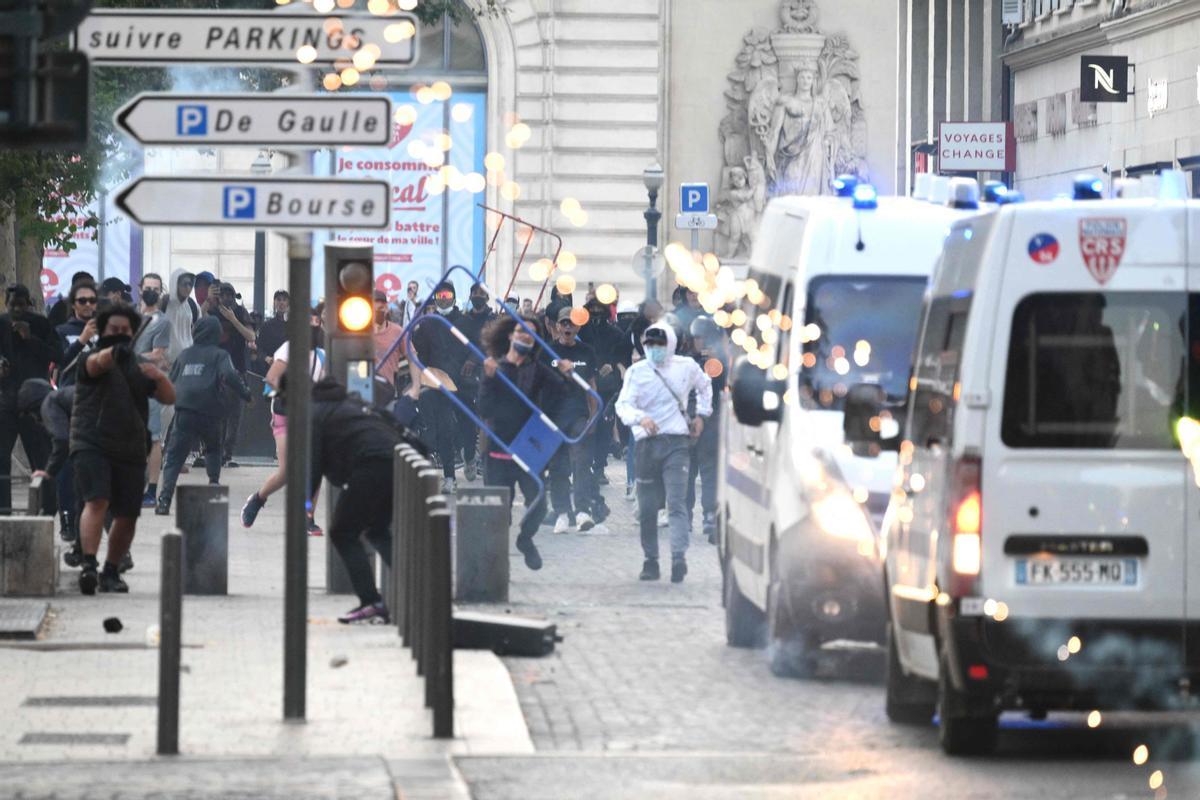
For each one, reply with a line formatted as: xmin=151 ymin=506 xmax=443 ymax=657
xmin=1079 ymin=217 xmax=1127 ymax=285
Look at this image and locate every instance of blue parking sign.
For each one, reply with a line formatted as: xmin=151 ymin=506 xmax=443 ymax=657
xmin=176 ymin=104 xmax=208 ymax=136
xmin=223 ymin=186 xmax=256 ymax=220
xmin=680 ymin=183 xmax=709 ymax=214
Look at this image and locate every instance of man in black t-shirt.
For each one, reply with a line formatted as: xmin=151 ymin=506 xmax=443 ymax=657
xmin=71 ymin=305 xmax=175 ymax=595
xmin=211 ymin=282 xmax=256 ymax=465
xmin=546 ymin=306 xmax=600 ymax=534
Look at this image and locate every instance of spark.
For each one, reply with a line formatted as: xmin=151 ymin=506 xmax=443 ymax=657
xmin=1133 ymin=744 xmax=1149 ymax=765
xmin=501 ymin=181 xmax=521 ymax=201
xmin=1087 ymin=710 xmax=1102 ymax=728
xmin=704 ymin=359 xmax=724 ymax=378
xmin=431 ymin=81 xmax=453 ymax=102
xmin=397 ymin=0 xmax=417 ymax=8
xmin=771 ymin=364 xmax=788 ymax=381
xmin=570 ymin=307 xmax=590 ymax=326
xmin=1149 ymin=770 xmax=1163 ymax=790
xmin=464 ymin=173 xmax=486 ymax=194
xmin=556 ymin=275 xmax=576 ymax=295
xmin=1056 ymin=645 xmax=1070 ymax=662
xmin=596 ymin=284 xmax=617 ymax=305
xmin=322 ymin=73 xmax=342 ymax=91
xmin=452 ymin=103 xmax=474 ymax=123
xmin=557 ymin=251 xmax=577 ymax=272
xmin=394 ymin=105 xmax=417 ymax=126
xmin=1067 ymin=635 xmax=1082 ymax=654
xmin=296 ymin=45 xmax=318 ymax=64
xmin=313 ymin=0 xmax=334 ymax=12
xmin=484 ymin=152 xmax=506 ymax=172
xmin=384 ymin=21 xmax=416 ymax=42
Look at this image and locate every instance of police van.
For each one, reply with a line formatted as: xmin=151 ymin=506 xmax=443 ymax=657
xmin=846 ymin=173 xmax=1200 ymax=754
xmin=720 ymin=178 xmax=982 ymax=676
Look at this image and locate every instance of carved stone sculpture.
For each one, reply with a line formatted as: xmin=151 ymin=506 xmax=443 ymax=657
xmin=717 ymin=0 xmax=869 ymax=260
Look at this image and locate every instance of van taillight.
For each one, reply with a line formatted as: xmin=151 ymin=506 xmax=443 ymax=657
xmin=949 ymin=456 xmax=982 ymax=595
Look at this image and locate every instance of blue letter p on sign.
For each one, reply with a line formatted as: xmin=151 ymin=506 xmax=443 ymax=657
xmin=223 ymin=187 xmax=256 ymax=220
xmin=177 ymin=105 xmax=207 ymax=136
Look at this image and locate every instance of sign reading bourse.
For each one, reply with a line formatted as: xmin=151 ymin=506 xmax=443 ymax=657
xmin=938 ymin=121 xmax=1015 ymax=173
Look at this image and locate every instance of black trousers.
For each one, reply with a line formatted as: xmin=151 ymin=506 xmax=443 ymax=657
xmin=159 ymin=410 xmax=223 ymax=504
xmin=420 ymin=388 xmax=461 ymax=479
xmin=0 ymin=408 xmax=50 ymax=514
xmin=484 ymin=454 xmax=545 ymax=542
xmin=329 ymin=459 xmax=394 ymax=606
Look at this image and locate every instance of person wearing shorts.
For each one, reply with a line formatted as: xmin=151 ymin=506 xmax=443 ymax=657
xmin=70 ymin=304 xmax=175 ymax=595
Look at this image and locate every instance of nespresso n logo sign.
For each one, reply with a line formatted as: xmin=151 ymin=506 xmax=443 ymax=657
xmin=1080 ymin=55 xmax=1130 ymax=103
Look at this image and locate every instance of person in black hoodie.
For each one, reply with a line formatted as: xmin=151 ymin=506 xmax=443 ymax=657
xmin=308 ymin=377 xmax=404 ymax=624
xmin=1 ymin=285 xmax=61 ymax=514
xmin=155 ymin=317 xmax=250 ymax=514
xmin=456 ymin=283 xmax=495 ymax=481
xmin=478 ymin=315 xmax=572 ymax=570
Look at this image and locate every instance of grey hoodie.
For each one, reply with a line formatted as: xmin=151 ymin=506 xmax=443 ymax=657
xmin=168 ymin=316 xmax=249 ymax=416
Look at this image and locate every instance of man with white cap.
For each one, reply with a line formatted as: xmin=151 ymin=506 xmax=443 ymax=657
xmin=615 ymin=321 xmax=712 ymax=583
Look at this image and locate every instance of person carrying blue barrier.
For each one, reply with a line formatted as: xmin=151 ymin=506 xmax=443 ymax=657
xmin=478 ymin=315 xmax=574 ymax=570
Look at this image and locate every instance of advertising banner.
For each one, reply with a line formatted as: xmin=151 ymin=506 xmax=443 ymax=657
xmin=41 ymin=191 xmax=133 ymax=305
xmin=317 ymin=89 xmax=486 ymax=306
xmin=938 ymin=121 xmax=1015 ymax=173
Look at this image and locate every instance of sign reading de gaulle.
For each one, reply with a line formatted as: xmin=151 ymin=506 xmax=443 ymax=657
xmin=76 ymin=10 xmax=418 ymax=66
xmin=1080 ymin=54 xmax=1130 ymax=103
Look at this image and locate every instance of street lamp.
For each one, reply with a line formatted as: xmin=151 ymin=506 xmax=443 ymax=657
xmin=642 ymin=162 xmax=664 ymax=298
xmin=251 ymin=150 xmax=273 ymax=317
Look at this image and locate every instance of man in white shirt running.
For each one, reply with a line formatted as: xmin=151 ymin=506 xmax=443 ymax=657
xmin=615 ymin=322 xmax=712 ymax=583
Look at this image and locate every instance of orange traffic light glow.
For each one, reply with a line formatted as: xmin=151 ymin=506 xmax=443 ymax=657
xmin=339 ymin=296 xmax=373 ymax=332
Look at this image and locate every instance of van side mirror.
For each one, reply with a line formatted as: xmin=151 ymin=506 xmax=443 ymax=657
xmin=843 ymin=383 xmax=902 ymax=455
xmin=731 ymin=356 xmax=786 ymax=427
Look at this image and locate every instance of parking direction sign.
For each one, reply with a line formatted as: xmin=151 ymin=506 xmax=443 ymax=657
xmin=76 ymin=10 xmax=418 ymax=66
xmin=115 ymin=93 xmax=393 ymax=147
xmin=680 ymin=183 xmax=709 ymax=214
xmin=115 ymin=176 xmax=390 ymax=230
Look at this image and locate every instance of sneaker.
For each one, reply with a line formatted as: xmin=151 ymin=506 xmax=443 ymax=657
xmin=99 ymin=570 xmax=129 ymax=593
xmin=155 ymin=498 xmax=170 ymax=516
xmin=338 ymin=601 xmax=389 ymax=625
xmin=576 ymin=511 xmax=595 ymax=532
xmin=141 ymin=491 xmax=156 ymax=509
xmin=657 ymin=508 xmax=669 ymax=528
xmin=515 ymin=536 xmax=543 ymax=571
xmin=442 ymin=477 xmax=457 ymax=494
xmin=703 ymin=512 xmax=718 ymax=545
xmin=241 ymin=492 xmax=266 ymax=528
xmin=58 ymin=511 xmax=74 ymax=542
xmin=79 ymin=565 xmax=98 ymax=595
xmin=463 ymin=457 xmax=478 ymax=482
xmin=307 ymin=516 xmax=323 ymax=537
xmin=63 ymin=545 xmax=82 ymax=569
xmin=639 ymin=559 xmax=660 ymax=581
xmin=671 ymin=558 xmax=687 ymax=584
xmin=625 ymin=484 xmax=635 ymax=501
xmin=119 ymin=552 xmax=133 ymax=573
xmin=224 ymin=460 xmax=239 ymax=469
xmin=553 ymin=514 xmax=572 ymax=534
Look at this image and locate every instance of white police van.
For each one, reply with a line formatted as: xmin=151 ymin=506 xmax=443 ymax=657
xmin=848 ymin=173 xmax=1200 ymax=754
xmin=720 ymin=177 xmax=982 ymax=676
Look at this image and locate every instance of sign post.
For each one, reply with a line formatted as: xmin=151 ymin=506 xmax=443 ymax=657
xmin=114 ymin=176 xmax=390 ymax=230
xmin=76 ymin=10 xmax=418 ymax=66
xmin=115 ymin=93 xmax=393 ymax=147
xmin=676 ymin=182 xmax=716 ymax=253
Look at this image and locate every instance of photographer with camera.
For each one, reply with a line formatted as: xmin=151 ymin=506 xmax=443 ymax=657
xmin=208 ymin=282 xmax=255 ymax=467
xmin=72 ymin=304 xmax=175 ymax=594
xmin=0 ymin=284 xmax=60 ymax=514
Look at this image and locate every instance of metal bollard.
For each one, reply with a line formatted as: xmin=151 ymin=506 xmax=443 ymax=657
xmin=176 ymin=485 xmax=228 ymax=596
xmin=412 ymin=467 xmax=440 ymax=668
xmin=26 ymin=475 xmax=44 ymax=517
xmin=158 ymin=532 xmax=183 ymax=756
xmin=428 ymin=507 xmax=454 ymax=739
xmin=398 ymin=452 xmax=425 ymax=644
xmin=421 ymin=493 xmax=447 ymax=694
xmin=390 ymin=446 xmax=409 ymax=629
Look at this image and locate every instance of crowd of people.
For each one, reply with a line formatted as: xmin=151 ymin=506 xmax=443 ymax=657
xmin=0 ymin=267 xmax=730 ymax=622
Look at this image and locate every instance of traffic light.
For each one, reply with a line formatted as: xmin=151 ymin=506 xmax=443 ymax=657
xmin=328 ymin=244 xmax=374 ymax=333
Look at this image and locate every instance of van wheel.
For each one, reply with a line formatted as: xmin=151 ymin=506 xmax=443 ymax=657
xmin=937 ymin=654 xmax=998 ymax=756
xmin=885 ymin=623 xmax=935 ymax=725
xmin=724 ymin=554 xmax=765 ymax=648
xmin=766 ymin=546 xmax=817 ymax=677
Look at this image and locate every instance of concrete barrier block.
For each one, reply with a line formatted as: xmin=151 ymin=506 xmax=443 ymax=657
xmin=0 ymin=517 xmax=57 ymax=597
xmin=177 ymin=485 xmax=228 ymax=596
xmin=454 ymin=487 xmax=511 ymax=604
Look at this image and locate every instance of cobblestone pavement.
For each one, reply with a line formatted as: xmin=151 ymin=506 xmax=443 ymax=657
xmin=456 ymin=462 xmax=1200 ymax=799
xmin=0 ymin=466 xmax=522 ymax=799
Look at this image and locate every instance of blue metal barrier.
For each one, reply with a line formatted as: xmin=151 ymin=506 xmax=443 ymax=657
xmin=397 ymin=264 xmax=603 ymax=527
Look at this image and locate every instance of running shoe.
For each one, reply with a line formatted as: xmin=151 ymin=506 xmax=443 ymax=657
xmin=99 ymin=570 xmax=129 ymax=593
xmin=241 ymin=492 xmax=265 ymax=528
xmin=463 ymin=458 xmax=478 ymax=482
xmin=141 ymin=491 xmax=157 ymax=509
xmin=338 ymin=601 xmax=389 ymax=625
xmin=553 ymin=514 xmax=572 ymax=534
xmin=307 ymin=516 xmax=323 ymax=536
xmin=155 ymin=498 xmax=171 ymax=516
xmin=657 ymin=508 xmax=669 ymax=528
xmin=441 ymin=477 xmax=457 ymax=494
xmin=576 ymin=511 xmax=595 ymax=532
xmin=79 ymin=565 xmax=98 ymax=595
xmin=119 ymin=552 xmax=133 ymax=573
xmin=671 ymin=558 xmax=688 ymax=584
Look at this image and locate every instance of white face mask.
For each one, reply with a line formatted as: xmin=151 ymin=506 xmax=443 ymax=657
xmin=434 ymin=304 xmax=452 ymax=316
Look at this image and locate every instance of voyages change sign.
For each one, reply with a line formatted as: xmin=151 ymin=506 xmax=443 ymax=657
xmin=76 ymin=10 xmax=418 ymax=66
xmin=938 ymin=121 xmax=1016 ymax=173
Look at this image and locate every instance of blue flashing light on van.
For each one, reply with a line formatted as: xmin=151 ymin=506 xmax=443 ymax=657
xmin=852 ymin=183 xmax=878 ymax=210
xmin=1073 ymin=174 xmax=1104 ymax=200
xmin=833 ymin=174 xmax=860 ymax=198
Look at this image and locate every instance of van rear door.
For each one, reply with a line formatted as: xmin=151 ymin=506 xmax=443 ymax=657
xmin=980 ymin=207 xmax=1187 ymax=675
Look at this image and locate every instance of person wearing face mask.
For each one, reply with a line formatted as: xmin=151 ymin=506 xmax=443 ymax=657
xmin=133 ymin=274 xmax=170 ymax=507
xmin=455 ymin=283 xmax=495 ymax=481
xmin=406 ymin=280 xmax=470 ymax=492
xmin=256 ymin=290 xmax=289 ymax=375
xmin=578 ymin=298 xmax=624 ymax=503
xmin=545 ymin=306 xmax=601 ymax=534
xmin=478 ymin=315 xmax=573 ymax=570
xmin=615 ymin=323 xmax=712 ymax=583
xmin=372 ymin=290 xmax=404 ymax=388
xmin=71 ymin=304 xmax=175 ymax=594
